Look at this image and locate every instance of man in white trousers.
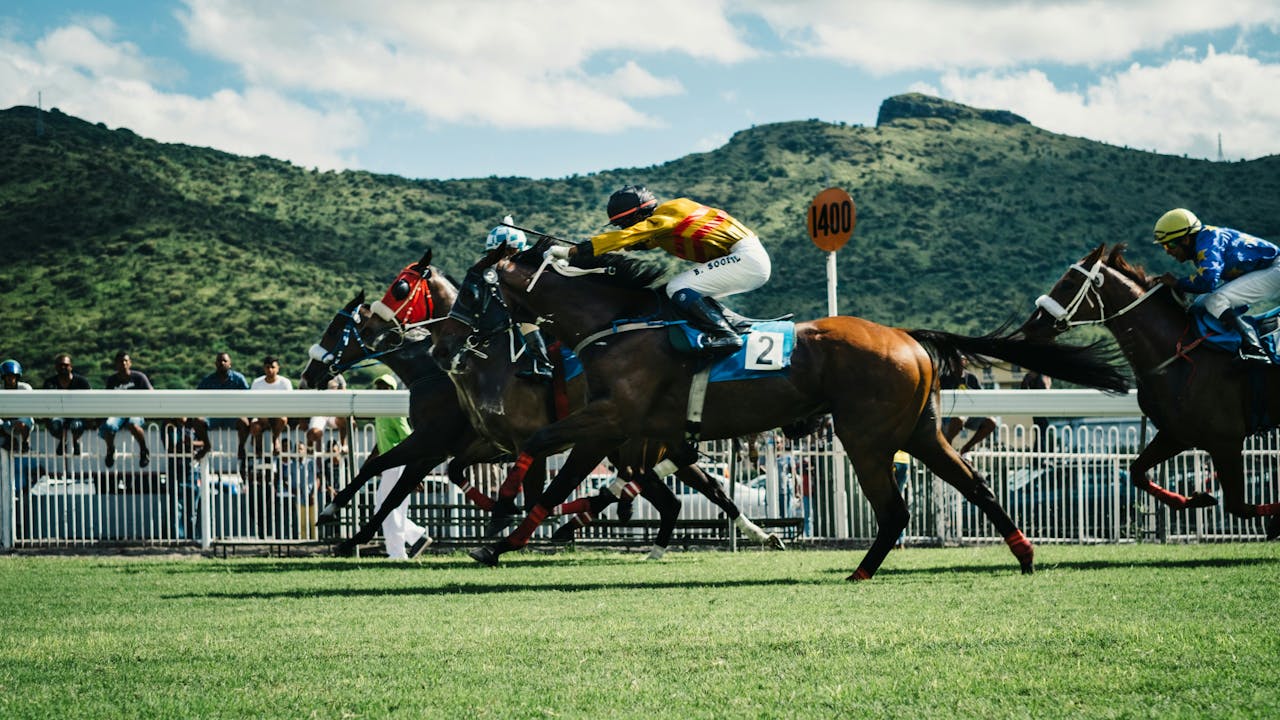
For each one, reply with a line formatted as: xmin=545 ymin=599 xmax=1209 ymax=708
xmin=371 ymin=374 xmax=431 ymax=559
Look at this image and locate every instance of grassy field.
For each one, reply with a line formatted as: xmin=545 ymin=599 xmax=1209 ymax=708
xmin=1 ymin=543 xmax=1278 ymax=719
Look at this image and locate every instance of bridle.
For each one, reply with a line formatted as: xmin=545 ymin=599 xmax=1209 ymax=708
xmin=1034 ymin=260 xmax=1161 ymax=331
xmin=307 ymin=304 xmax=411 ymax=375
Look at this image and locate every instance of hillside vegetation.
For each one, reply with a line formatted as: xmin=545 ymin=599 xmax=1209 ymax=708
xmin=3 ymin=93 xmax=1278 ymax=387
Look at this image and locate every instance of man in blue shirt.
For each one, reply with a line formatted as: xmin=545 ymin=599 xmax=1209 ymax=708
xmin=190 ymin=352 xmax=251 ymax=461
xmin=1155 ymin=208 xmax=1280 ymax=362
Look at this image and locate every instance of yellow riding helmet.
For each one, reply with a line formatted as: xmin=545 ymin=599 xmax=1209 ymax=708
xmin=1153 ymin=208 xmax=1202 ymax=245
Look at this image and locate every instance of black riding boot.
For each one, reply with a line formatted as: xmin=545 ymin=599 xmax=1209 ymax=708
xmin=517 ymin=328 xmax=554 ymax=380
xmin=1222 ymin=308 xmax=1269 ymax=362
xmin=671 ymin=288 xmax=743 ymax=353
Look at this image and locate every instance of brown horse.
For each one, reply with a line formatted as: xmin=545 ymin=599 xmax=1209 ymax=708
xmin=1018 ymin=243 xmax=1280 ymax=538
xmin=464 ymin=238 xmax=1129 ymax=578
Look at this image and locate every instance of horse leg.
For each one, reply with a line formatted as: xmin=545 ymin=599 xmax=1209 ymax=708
xmin=469 ymin=440 xmax=617 ymax=566
xmin=673 ymin=462 xmax=785 ymax=549
xmin=318 ymin=431 xmax=428 ymax=523
xmin=1130 ymin=431 xmax=1218 ymax=510
xmin=445 ymin=458 xmax=496 ymax=512
xmin=334 ymin=453 xmax=438 ymax=556
xmin=1207 ymin=447 xmax=1280 ymax=532
xmin=638 ymin=471 xmax=680 ymax=560
xmin=906 ymin=424 xmax=1034 ymax=575
xmin=842 ymin=446 xmax=910 ymax=581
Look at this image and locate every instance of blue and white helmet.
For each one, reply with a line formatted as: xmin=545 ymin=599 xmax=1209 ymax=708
xmin=0 ymin=359 xmax=21 ymax=377
xmin=486 ymin=215 xmax=528 ymax=252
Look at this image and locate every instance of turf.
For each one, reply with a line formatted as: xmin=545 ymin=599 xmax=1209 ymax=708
xmin=1 ymin=543 xmax=1277 ymax=719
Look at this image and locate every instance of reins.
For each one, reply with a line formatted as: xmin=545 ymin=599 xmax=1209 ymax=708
xmin=1034 ymin=260 xmax=1161 ymax=329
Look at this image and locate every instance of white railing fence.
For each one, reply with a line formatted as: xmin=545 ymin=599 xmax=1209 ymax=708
xmin=2 ymin=390 xmax=1276 ymax=550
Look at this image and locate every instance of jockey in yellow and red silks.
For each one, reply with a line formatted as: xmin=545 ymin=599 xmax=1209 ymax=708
xmin=553 ymin=186 xmax=771 ymax=353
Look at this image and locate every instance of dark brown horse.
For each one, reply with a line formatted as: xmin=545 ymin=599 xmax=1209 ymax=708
xmin=1018 ymin=243 xmax=1280 ymax=538
xmin=303 ymin=251 xmax=783 ymax=556
xmin=465 ymin=238 xmax=1129 ymax=578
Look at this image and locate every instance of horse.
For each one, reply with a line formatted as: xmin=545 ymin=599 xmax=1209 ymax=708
xmin=303 ymin=251 xmax=783 ymax=557
xmin=461 ymin=237 xmax=1129 ymax=578
xmin=1017 ymin=243 xmax=1280 ymax=539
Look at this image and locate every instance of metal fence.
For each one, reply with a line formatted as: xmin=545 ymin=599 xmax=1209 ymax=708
xmin=2 ymin=391 xmax=1277 ymax=551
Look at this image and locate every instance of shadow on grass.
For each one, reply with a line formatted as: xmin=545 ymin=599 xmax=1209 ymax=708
xmin=835 ymin=554 xmax=1280 ymax=579
xmin=160 ymin=552 xmax=647 ymax=574
xmin=164 ymin=576 xmax=825 ymax=600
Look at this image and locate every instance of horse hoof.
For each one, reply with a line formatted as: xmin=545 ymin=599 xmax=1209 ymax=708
xmin=484 ymin=514 xmax=518 ymax=538
xmin=1186 ymin=492 xmax=1218 ymax=509
xmin=469 ymin=545 xmax=501 ymax=567
xmin=1266 ymin=515 xmax=1279 ymax=541
xmin=551 ymin=523 xmax=577 ymax=542
xmin=1020 ymin=561 xmax=1035 ymax=575
xmin=333 ymin=541 xmax=357 ymax=558
xmin=846 ymin=568 xmax=872 ymax=582
xmin=767 ymin=534 xmax=786 ymax=551
xmin=316 ymin=512 xmax=339 ymax=526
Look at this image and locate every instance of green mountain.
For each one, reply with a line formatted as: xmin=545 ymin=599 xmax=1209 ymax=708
xmin=3 ymin=93 xmax=1278 ymax=388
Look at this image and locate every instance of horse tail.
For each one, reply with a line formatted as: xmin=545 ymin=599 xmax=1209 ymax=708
xmin=907 ymin=328 xmax=1130 ymax=394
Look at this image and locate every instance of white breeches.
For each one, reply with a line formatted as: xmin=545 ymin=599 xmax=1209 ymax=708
xmin=666 ymin=235 xmax=771 ymax=300
xmin=1197 ymin=258 xmax=1280 ymax=317
xmin=375 ymin=464 xmax=426 ymax=559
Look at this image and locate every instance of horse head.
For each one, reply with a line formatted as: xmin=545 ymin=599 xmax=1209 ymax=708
xmin=367 ymin=248 xmax=458 ymax=338
xmin=1019 ymin=243 xmax=1166 ymax=342
xmin=432 ymin=264 xmax=519 ymax=373
xmin=300 ymin=290 xmax=370 ymax=389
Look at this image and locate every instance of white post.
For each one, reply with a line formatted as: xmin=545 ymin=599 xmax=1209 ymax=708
xmin=831 ymin=436 xmax=849 ymax=538
xmin=826 ymin=251 xmax=838 ymax=317
xmin=198 ymin=456 xmax=212 ymax=550
xmin=1 ymin=449 xmax=12 ymax=549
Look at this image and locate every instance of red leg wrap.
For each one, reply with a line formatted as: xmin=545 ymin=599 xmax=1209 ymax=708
xmin=463 ymin=486 xmax=495 ymax=511
xmin=1142 ymin=482 xmax=1192 ymax=509
xmin=508 ymin=504 xmax=549 ymax=548
xmin=571 ymin=512 xmax=593 ymax=527
xmin=555 ymin=498 xmax=591 ymax=515
xmin=1255 ymin=502 xmax=1280 ymax=517
xmin=499 ymin=453 xmax=534 ymax=499
xmin=1005 ymin=530 xmax=1034 ymax=563
xmin=622 ymin=481 xmax=642 ymax=499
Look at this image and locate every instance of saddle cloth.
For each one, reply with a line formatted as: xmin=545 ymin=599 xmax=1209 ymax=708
xmin=670 ymin=321 xmax=796 ymax=381
xmin=1192 ymin=305 xmax=1280 ymax=364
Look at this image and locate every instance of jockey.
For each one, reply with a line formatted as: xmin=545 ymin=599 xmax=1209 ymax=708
xmin=487 ymin=216 xmax=553 ymax=380
xmin=1154 ymin=208 xmax=1280 ymax=362
xmin=550 ymin=185 xmax=770 ymax=352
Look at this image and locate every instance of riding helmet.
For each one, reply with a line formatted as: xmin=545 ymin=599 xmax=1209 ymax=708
xmin=0 ymin=359 xmax=20 ymax=377
xmin=607 ymin=185 xmax=658 ymax=228
xmin=1153 ymin=208 xmax=1202 ymax=245
xmin=486 ymin=215 xmax=528 ymax=251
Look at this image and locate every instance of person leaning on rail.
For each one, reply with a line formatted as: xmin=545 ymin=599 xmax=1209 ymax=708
xmin=550 ymin=185 xmax=771 ymax=353
xmin=1153 ymin=208 xmax=1280 ymax=362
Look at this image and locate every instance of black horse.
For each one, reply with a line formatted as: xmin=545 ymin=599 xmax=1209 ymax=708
xmin=462 ymin=238 xmax=1129 ymax=579
xmin=1019 ymin=243 xmax=1280 ymax=539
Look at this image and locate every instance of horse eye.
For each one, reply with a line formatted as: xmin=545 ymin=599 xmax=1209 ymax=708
xmin=391 ymin=279 xmax=411 ymax=301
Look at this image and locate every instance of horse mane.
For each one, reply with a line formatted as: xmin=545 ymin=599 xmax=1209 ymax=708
xmin=1105 ymin=243 xmax=1157 ymax=289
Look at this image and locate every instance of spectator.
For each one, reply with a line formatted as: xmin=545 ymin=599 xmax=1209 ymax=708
xmin=40 ymin=353 xmax=91 ymax=455
xmin=189 ymin=352 xmax=251 ymax=462
xmin=370 ymin=374 xmax=431 ymax=559
xmin=1019 ymin=370 xmax=1053 ymax=452
xmin=797 ymin=459 xmax=813 ymax=537
xmin=99 ymin=351 xmax=153 ymax=468
xmin=0 ymin=359 xmax=34 ymax=452
xmin=248 ymin=356 xmax=292 ymax=457
xmin=305 ymin=373 xmax=350 ymax=456
xmin=940 ymin=356 xmax=996 ymax=461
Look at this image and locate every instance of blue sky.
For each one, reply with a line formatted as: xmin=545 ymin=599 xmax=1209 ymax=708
xmin=4 ymin=1 xmax=1280 ymax=180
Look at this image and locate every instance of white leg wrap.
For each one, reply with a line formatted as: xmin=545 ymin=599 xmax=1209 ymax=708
xmin=647 ymin=545 xmax=668 ymax=561
xmin=734 ymin=515 xmax=768 ymax=542
xmin=652 ymin=459 xmax=679 ymax=477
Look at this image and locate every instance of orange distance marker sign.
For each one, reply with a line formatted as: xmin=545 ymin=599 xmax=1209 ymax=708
xmin=807 ymin=188 xmax=856 ymax=252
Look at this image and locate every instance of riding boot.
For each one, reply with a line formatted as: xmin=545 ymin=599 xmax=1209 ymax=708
xmin=1222 ymin=308 xmax=1269 ymax=362
xmin=516 ymin=328 xmax=554 ymax=381
xmin=671 ymin=288 xmax=743 ymax=353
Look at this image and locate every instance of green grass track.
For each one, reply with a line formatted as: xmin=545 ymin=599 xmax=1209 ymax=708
xmin=1 ymin=543 xmax=1277 ymax=719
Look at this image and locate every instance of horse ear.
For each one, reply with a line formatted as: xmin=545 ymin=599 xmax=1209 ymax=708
xmin=1084 ymin=243 xmax=1107 ymax=264
xmin=419 ymin=248 xmax=433 ymax=268
xmin=356 ymin=288 xmax=366 ymax=304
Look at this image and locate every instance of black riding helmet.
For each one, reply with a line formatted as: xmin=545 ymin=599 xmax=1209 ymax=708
xmin=607 ymin=185 xmax=658 ymax=228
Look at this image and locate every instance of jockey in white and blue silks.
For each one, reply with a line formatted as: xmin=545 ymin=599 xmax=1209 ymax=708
xmin=1155 ymin=207 xmax=1280 ymax=362
xmin=487 ymin=216 xmax=552 ymax=380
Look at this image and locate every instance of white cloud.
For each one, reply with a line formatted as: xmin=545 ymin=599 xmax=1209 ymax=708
xmin=927 ymin=48 xmax=1280 ymax=159
xmin=744 ymin=0 xmax=1280 ymax=73
xmin=176 ymin=0 xmax=751 ymax=131
xmin=0 ymin=24 xmax=364 ymax=169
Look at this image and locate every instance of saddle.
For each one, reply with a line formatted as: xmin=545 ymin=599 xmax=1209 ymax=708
xmin=661 ymin=294 xmax=793 ymax=356
xmin=1192 ymin=305 xmax=1280 ymax=365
